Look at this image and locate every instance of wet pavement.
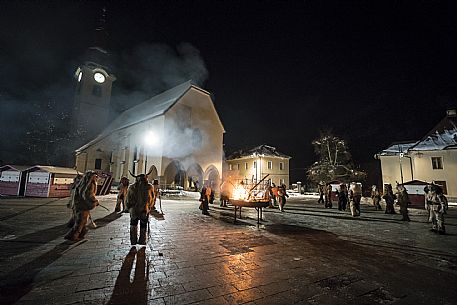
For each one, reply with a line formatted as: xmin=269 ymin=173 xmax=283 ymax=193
xmin=0 ymin=194 xmax=456 ymax=305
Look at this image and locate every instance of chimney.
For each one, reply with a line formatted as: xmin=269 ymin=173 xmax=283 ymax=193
xmin=446 ymin=109 xmax=456 ymax=117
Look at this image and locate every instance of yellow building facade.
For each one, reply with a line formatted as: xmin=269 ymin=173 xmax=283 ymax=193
xmin=225 ymin=145 xmax=291 ymax=188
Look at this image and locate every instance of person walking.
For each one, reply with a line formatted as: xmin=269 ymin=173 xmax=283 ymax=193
xmin=115 ymin=176 xmax=130 ymax=213
xmin=126 ymin=172 xmax=154 ymax=245
xmin=424 ymin=183 xmax=446 ymax=234
xmin=371 ymin=185 xmax=382 ymax=210
xmin=199 ymin=184 xmax=210 ymax=215
xmin=278 ymin=184 xmax=289 ymax=212
xmin=64 ymin=171 xmax=99 ymax=241
xmin=349 ymin=182 xmax=362 ymax=217
xmin=324 ymin=183 xmax=333 ymax=208
xmin=396 ymin=183 xmax=411 ymax=221
xmin=383 ymin=184 xmax=396 ymax=214
xmin=337 ymin=183 xmax=348 ymax=211
xmin=317 ymin=183 xmax=325 ymax=204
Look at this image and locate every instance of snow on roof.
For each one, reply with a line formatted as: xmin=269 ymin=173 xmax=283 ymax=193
xmin=377 ymin=141 xmax=418 ymax=156
xmin=227 ymin=144 xmax=291 ymax=160
xmin=409 ymin=127 xmax=457 ymax=151
xmin=0 ymin=165 xmax=31 ymax=172
xmin=77 ymin=81 xmax=208 ymax=152
xmin=25 ymin=165 xmax=81 ymax=175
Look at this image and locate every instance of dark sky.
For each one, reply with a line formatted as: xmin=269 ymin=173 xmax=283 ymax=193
xmin=1 ymin=1 xmax=457 ymax=182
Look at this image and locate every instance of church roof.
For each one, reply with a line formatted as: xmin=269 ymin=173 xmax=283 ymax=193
xmin=227 ymin=144 xmax=291 ymax=160
xmin=76 ymin=81 xmax=211 ymax=152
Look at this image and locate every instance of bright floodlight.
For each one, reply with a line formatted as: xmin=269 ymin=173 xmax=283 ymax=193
xmin=144 ymin=130 xmax=158 ymax=147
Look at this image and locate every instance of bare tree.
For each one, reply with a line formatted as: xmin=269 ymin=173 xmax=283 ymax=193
xmin=307 ymin=130 xmax=366 ymax=184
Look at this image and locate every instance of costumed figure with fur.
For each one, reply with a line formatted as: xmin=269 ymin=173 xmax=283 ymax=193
xmin=66 ymin=173 xmax=82 ymax=228
xmin=278 ymin=184 xmax=289 ymax=212
xmin=115 ymin=176 xmax=130 ymax=212
xmin=220 ymin=179 xmax=233 ymax=207
xmin=349 ymin=182 xmax=362 ymax=217
xmin=383 ymin=184 xmax=396 ymax=214
xmin=64 ymin=171 xmax=99 ymax=241
xmin=337 ymin=183 xmax=349 ymax=211
xmin=396 ymin=183 xmax=411 ymax=221
xmin=371 ymin=185 xmax=382 ymax=210
xmin=126 ymin=170 xmax=154 ymax=245
xmin=424 ymin=183 xmax=446 ymax=234
xmin=324 ymin=183 xmax=333 ymax=208
xmin=317 ymin=183 xmax=325 ymax=204
xmin=151 ymin=179 xmax=161 ymax=213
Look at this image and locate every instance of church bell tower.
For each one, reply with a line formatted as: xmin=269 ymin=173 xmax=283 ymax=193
xmin=72 ymin=8 xmax=116 ymax=143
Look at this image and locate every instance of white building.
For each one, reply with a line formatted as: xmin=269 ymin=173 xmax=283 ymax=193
xmin=376 ymin=109 xmax=457 ymax=198
xmin=75 ymin=81 xmax=225 ymax=190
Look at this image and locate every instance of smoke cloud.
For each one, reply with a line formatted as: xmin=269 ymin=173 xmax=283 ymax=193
xmin=0 ymin=41 xmax=209 ymax=167
xmin=111 ymin=42 xmax=209 ymax=112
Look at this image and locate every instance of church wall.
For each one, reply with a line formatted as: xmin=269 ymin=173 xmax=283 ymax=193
xmin=164 ymin=89 xmax=224 ymax=180
xmin=75 ymin=85 xmax=225 ymax=189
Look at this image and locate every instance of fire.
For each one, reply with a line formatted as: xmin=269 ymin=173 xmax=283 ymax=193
xmin=232 ymin=184 xmax=248 ymax=200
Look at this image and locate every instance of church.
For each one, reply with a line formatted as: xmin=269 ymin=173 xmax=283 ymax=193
xmin=72 ymin=12 xmax=224 ymax=190
xmin=74 ymin=80 xmax=225 ymax=190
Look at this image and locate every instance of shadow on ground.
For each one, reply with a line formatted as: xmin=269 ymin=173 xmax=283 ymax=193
xmin=0 ymin=224 xmax=69 ymax=261
xmin=0 ymin=240 xmax=86 ymax=305
xmin=107 ymin=246 xmax=149 ymax=305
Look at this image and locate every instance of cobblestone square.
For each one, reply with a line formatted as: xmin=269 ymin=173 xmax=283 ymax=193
xmin=1 ymin=194 xmax=456 ymax=304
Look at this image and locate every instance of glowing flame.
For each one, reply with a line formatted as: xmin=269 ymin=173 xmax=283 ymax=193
xmin=232 ymin=184 xmax=248 ymax=200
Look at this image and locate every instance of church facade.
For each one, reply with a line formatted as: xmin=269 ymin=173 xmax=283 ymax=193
xmin=74 ymin=81 xmax=225 ymax=190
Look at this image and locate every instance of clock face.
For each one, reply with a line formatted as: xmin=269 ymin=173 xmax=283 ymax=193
xmin=94 ymin=72 xmax=106 ymax=83
xmin=77 ymin=72 xmax=83 ymax=82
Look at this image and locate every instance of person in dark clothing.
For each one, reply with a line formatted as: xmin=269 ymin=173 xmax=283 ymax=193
xmin=199 ymin=184 xmax=210 ymax=215
xmin=318 ymin=183 xmax=325 ymax=204
xmin=383 ymin=184 xmax=396 ymax=214
xmin=337 ymin=183 xmax=348 ymax=211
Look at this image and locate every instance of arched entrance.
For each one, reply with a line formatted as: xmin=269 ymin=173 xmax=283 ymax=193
xmin=163 ymin=161 xmax=186 ymax=189
xmin=146 ymin=165 xmax=158 ymax=183
xmin=186 ymin=163 xmax=203 ymax=191
xmin=204 ymin=165 xmax=220 ymax=191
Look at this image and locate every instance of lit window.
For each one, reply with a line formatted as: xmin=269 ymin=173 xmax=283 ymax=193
xmin=279 ymin=162 xmax=284 ymax=170
xmin=431 ymin=157 xmax=443 ymax=170
xmin=229 ymin=164 xmax=233 ymax=171
xmin=267 ymin=161 xmax=272 ymax=169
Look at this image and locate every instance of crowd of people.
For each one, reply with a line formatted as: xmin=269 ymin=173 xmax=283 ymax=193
xmin=318 ymin=180 xmax=448 ymax=234
xmin=64 ymin=171 xmax=450 ymax=243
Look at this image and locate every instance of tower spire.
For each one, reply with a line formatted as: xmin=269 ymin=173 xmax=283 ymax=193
xmin=93 ymin=6 xmax=108 ymax=52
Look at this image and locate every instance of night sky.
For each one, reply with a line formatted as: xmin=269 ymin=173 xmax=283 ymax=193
xmin=1 ymin=1 xmax=457 ymax=183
